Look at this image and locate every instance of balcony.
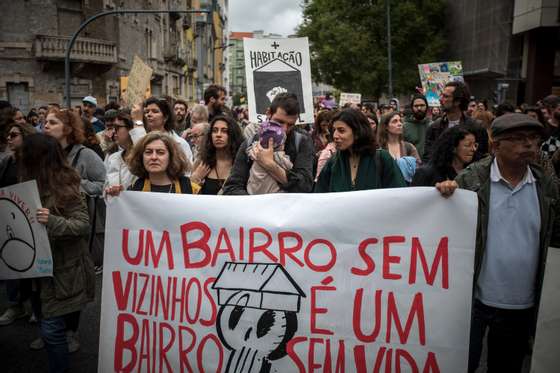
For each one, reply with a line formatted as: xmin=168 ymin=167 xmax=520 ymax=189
xmin=34 ymin=35 xmax=117 ymax=65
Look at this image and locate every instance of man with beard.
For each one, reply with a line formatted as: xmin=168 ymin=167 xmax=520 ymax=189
xmin=436 ymin=113 xmax=560 ymax=373
xmin=423 ymin=81 xmax=488 ymax=162
xmin=174 ymin=99 xmax=189 ymax=133
xmin=204 ymin=84 xmax=227 ymax=122
xmin=404 ymin=94 xmax=430 ymax=157
xmin=539 ymin=95 xmax=560 ymax=159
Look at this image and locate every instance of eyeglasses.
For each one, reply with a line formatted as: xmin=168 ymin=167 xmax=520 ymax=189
xmin=7 ymin=132 xmax=22 ymax=140
xmin=461 ymin=142 xmax=479 ymax=150
xmin=499 ymin=133 xmax=541 ymax=143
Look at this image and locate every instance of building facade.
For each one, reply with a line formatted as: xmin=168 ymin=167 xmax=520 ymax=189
xmin=0 ymin=0 xmax=228 ymax=111
xmin=228 ymin=31 xmax=252 ymax=98
xmin=445 ymin=0 xmax=560 ymax=105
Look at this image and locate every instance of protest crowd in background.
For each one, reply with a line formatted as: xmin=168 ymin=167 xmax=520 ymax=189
xmin=1 ymin=78 xmax=560 ymax=373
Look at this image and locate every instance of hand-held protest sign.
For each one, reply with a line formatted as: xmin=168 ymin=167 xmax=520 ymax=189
xmin=530 ymin=247 xmax=560 ymax=373
xmin=99 ymin=188 xmax=477 ymax=372
xmin=0 ymin=180 xmax=52 ymax=279
xmin=124 ymin=55 xmax=153 ymax=106
xmin=244 ymin=37 xmax=314 ymax=124
xmin=418 ymin=61 xmax=464 ymax=107
xmin=339 ymin=93 xmax=362 ymax=107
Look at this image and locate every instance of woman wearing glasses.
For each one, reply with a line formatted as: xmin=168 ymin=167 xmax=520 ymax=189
xmin=0 ymin=120 xmax=36 ymax=187
xmin=104 ymin=111 xmax=137 ymax=193
xmin=412 ymin=125 xmax=478 ymax=186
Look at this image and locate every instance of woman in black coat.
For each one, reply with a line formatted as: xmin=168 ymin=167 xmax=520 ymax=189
xmin=412 ymin=125 xmax=477 ymax=186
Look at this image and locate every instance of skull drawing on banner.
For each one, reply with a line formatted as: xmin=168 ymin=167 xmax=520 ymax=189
xmin=213 ymin=262 xmax=306 ymax=373
xmin=0 ymin=198 xmax=36 ymax=272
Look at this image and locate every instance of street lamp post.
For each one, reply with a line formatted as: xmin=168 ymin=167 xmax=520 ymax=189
xmin=386 ymin=0 xmax=393 ymax=98
xmin=64 ymin=9 xmax=211 ymax=108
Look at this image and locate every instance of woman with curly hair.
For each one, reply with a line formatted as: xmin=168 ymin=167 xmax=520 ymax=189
xmin=411 ymin=125 xmax=477 ymax=186
xmin=190 ymin=115 xmax=243 ymax=194
xmin=127 ymin=132 xmax=192 ymax=193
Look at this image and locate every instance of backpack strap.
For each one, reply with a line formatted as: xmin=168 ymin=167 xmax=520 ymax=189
xmin=294 ymin=131 xmax=303 ymax=153
xmin=71 ymin=147 xmax=85 ymax=168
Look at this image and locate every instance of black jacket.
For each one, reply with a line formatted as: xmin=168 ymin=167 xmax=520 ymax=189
xmin=411 ymin=163 xmax=457 ymax=187
xmin=222 ymin=128 xmax=314 ymax=194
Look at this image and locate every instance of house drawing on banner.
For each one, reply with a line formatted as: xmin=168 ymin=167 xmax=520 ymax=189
xmin=253 ymin=59 xmax=305 ymax=114
xmin=212 ymin=262 xmax=306 ymax=312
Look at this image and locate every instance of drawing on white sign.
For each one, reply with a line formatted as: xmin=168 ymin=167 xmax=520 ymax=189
xmin=254 ymin=60 xmax=304 ymax=114
xmin=0 ymin=198 xmax=36 ymax=272
xmin=213 ymin=262 xmax=306 ymax=373
xmin=244 ymin=38 xmax=314 ymax=124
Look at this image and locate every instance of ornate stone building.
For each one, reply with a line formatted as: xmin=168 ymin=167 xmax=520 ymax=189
xmin=0 ymin=0 xmax=228 ymax=111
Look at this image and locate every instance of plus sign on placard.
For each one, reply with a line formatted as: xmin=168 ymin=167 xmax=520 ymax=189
xmin=271 ymin=42 xmax=280 ymax=49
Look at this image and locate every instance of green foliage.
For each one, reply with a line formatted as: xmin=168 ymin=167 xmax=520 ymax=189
xmin=297 ymin=0 xmax=447 ymax=97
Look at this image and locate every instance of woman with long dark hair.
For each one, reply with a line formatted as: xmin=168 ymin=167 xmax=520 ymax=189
xmin=17 ymin=134 xmax=94 ymax=373
xmin=130 ymin=97 xmax=193 ymax=164
xmin=315 ymin=109 xmax=405 ymax=192
xmin=311 ymin=110 xmax=332 ymax=155
xmin=190 ymin=115 xmax=243 ymax=194
xmin=412 ymin=125 xmax=477 ymax=186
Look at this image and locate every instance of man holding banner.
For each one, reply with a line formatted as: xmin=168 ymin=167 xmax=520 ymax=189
xmin=438 ymin=113 xmax=560 ymax=373
xmin=223 ymin=93 xmax=314 ymax=194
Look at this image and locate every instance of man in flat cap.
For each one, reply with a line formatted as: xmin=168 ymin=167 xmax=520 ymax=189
xmin=436 ymin=113 xmax=560 ymax=372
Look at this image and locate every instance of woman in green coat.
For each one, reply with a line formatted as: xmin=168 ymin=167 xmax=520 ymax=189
xmin=18 ymin=134 xmax=95 ymax=373
xmin=315 ymin=108 xmax=406 ymax=192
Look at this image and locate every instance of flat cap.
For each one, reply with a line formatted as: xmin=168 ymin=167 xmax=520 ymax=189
xmin=491 ymin=113 xmax=543 ymax=138
xmin=104 ymin=109 xmax=118 ymax=119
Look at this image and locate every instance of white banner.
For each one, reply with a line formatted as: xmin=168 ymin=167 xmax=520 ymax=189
xmin=244 ymin=37 xmax=314 ymax=124
xmin=531 ymin=247 xmax=560 ymax=373
xmin=0 ymin=180 xmax=52 ymax=279
xmin=99 ymin=188 xmax=477 ymax=372
xmin=340 ymin=93 xmax=362 ymax=107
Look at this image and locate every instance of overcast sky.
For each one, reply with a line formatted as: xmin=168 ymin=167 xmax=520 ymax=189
xmin=229 ymin=0 xmax=304 ymax=36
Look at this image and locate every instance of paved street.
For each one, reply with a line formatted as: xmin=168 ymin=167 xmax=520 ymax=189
xmin=0 ymin=275 xmax=102 ymax=373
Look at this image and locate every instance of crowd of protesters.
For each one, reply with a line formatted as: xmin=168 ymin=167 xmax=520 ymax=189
xmin=1 ymin=81 xmax=560 ymax=373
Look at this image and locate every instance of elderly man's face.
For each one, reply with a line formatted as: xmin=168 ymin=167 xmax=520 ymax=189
xmin=188 ymin=124 xmax=206 ymax=148
xmin=494 ymin=129 xmax=541 ymax=167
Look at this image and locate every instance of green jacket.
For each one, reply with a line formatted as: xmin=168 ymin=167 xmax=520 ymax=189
xmin=403 ymin=117 xmax=430 ymax=158
xmin=39 ymin=194 xmax=95 ymax=319
xmin=455 ymin=156 xmax=560 ymax=303
xmin=315 ymin=149 xmax=406 ymax=192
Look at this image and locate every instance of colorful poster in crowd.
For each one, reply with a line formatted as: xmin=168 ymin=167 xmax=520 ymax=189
xmin=98 ymin=188 xmax=477 ymax=372
xmin=339 ymin=92 xmax=362 ymax=107
xmin=243 ymin=37 xmax=314 ymax=124
xmin=531 ymin=247 xmax=560 ymax=373
xmin=0 ymin=180 xmax=52 ymax=280
xmin=123 ymin=55 xmax=153 ymax=106
xmin=418 ymin=61 xmax=464 ymax=107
